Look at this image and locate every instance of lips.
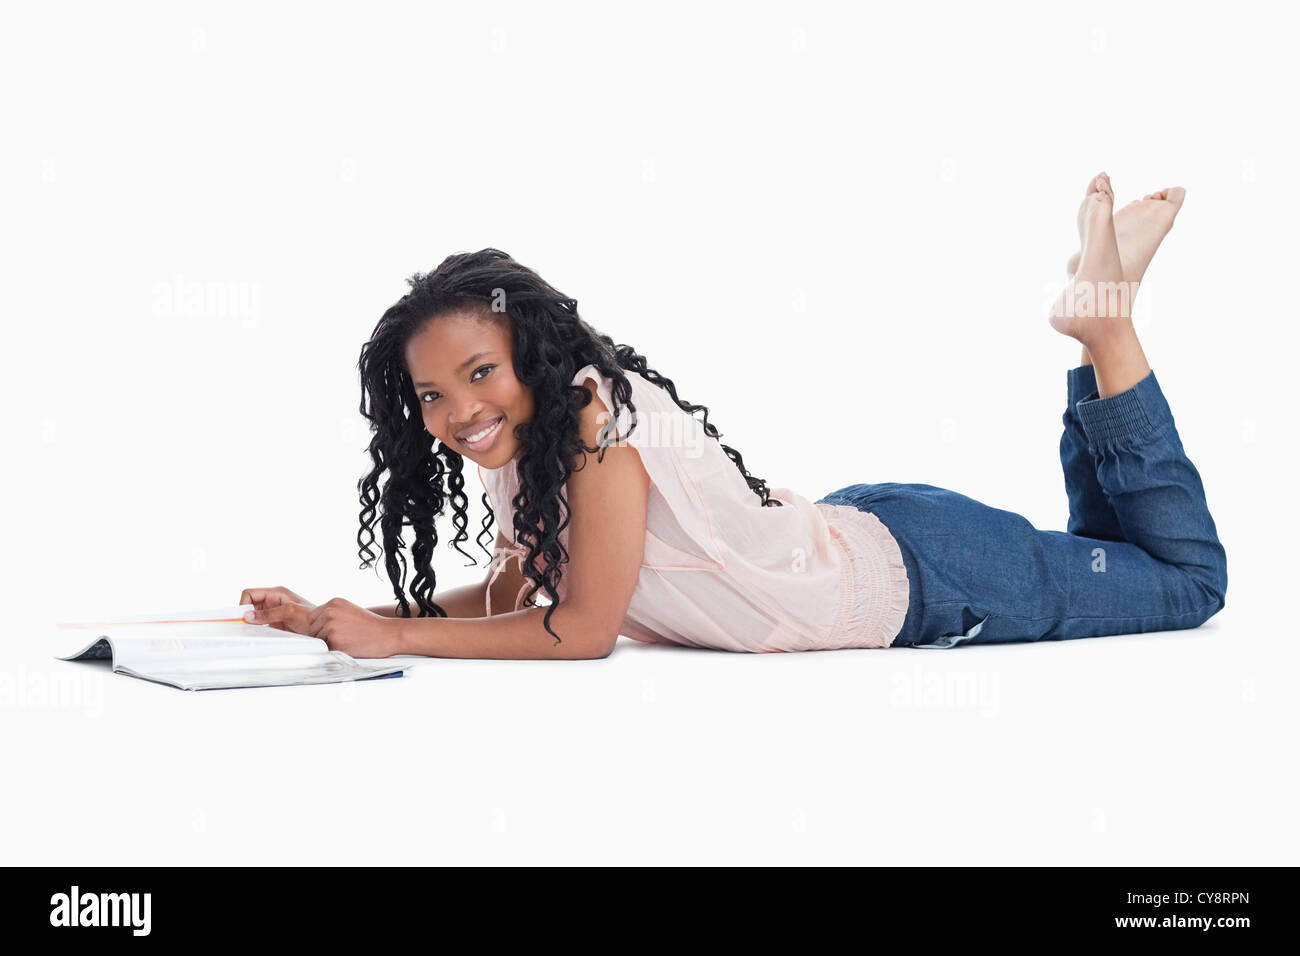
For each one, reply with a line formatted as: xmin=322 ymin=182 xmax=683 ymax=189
xmin=457 ymin=416 xmax=504 ymax=443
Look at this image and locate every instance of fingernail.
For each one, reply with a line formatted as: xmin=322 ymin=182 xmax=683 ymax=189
xmin=244 ymin=611 xmax=256 ymax=622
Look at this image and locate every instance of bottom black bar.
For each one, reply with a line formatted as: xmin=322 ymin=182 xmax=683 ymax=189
xmin=5 ymin=866 xmax=1285 ymax=942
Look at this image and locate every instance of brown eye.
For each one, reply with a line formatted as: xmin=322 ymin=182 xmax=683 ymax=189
xmin=421 ymin=365 xmax=492 ymax=404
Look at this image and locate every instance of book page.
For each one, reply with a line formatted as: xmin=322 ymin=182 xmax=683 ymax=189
xmin=51 ymin=604 xmax=412 ymax=690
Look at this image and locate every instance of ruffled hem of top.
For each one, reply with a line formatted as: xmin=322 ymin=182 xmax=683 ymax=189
xmin=813 ymin=503 xmax=911 ymax=649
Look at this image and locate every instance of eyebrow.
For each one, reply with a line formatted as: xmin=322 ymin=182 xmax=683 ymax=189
xmin=413 ymin=352 xmax=498 ymax=389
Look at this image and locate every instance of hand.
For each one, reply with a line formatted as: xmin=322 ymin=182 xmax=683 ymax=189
xmin=247 ymin=596 xmax=404 ymax=659
xmin=239 ymin=586 xmax=316 ymax=634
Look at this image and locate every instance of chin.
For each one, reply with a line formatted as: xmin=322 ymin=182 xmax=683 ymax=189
xmin=478 ymin=440 xmax=517 ymax=466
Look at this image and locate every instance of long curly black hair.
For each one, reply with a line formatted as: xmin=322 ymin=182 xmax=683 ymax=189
xmin=356 ymin=248 xmax=782 ymax=646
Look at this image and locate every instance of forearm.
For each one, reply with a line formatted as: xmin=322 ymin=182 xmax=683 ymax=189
xmin=367 ymin=581 xmax=488 ymax=619
xmin=395 ymin=600 xmax=611 ymax=661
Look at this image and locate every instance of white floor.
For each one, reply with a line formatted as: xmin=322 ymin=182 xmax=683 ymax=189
xmin=5 ymin=578 xmax=1289 ymax=866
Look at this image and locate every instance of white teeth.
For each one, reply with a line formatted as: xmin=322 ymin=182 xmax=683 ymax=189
xmin=464 ymin=418 xmax=502 ymax=443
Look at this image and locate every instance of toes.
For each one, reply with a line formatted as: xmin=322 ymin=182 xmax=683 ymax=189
xmin=1143 ymin=187 xmax=1186 ymax=206
xmin=1087 ymin=171 xmax=1114 ymax=206
xmin=1096 ymin=172 xmax=1113 ymax=201
xmin=1085 ymin=171 xmax=1114 ymax=203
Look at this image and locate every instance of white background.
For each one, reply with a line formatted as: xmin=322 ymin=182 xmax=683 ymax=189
xmin=2 ymin=1 xmax=1294 ymax=864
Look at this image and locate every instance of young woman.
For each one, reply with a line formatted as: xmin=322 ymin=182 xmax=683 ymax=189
xmin=239 ymin=172 xmax=1228 ymax=660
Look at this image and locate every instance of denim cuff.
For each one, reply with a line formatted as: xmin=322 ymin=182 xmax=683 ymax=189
xmin=1075 ymin=369 xmax=1172 ymax=446
xmin=1067 ymin=363 xmax=1099 ymax=408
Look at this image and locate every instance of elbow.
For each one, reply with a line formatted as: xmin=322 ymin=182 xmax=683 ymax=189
xmin=556 ymin=637 xmax=615 ymax=661
xmin=575 ymin=628 xmax=618 ymax=660
xmin=584 ymin=611 xmax=623 ymax=658
xmin=553 ymin=600 xmax=620 ymax=659
xmin=548 ymin=608 xmax=618 ymax=660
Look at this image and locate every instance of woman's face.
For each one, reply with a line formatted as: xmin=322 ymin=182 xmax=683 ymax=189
xmin=405 ymin=310 xmax=534 ymax=467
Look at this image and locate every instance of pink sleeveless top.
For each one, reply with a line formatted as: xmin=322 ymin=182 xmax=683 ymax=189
xmin=476 ymin=364 xmax=910 ymax=652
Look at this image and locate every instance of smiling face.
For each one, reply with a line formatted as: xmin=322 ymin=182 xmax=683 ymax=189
xmin=405 ymin=310 xmax=534 ymax=467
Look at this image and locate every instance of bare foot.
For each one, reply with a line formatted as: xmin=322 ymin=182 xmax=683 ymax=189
xmin=1066 ymin=185 xmax=1186 ymax=282
xmin=1050 ymin=172 xmax=1136 ymax=346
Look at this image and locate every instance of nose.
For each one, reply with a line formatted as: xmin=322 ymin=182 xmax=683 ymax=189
xmin=451 ymin=403 xmax=485 ymax=434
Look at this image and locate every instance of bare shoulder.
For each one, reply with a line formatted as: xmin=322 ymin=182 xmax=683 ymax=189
xmin=562 ymin=373 xmax=649 ymax=652
xmin=571 ymin=377 xmax=626 ymax=458
xmin=569 ymin=372 xmax=648 ymax=523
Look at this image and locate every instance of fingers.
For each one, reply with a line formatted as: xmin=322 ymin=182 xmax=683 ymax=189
xmin=238 ymin=587 xmax=292 ymax=611
xmin=240 ymin=587 xmax=278 ymax=610
xmin=304 ymin=598 xmax=352 ymax=641
xmin=240 ymin=590 xmax=330 ymax=636
xmin=245 ymin=600 xmax=310 ymax=634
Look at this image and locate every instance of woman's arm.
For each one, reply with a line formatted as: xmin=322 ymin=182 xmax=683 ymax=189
xmin=366 ymin=530 xmax=527 ymax=619
xmin=394 ymin=377 xmax=649 ymax=661
xmin=365 ymin=582 xmax=485 ymax=619
xmin=394 ymin=602 xmax=614 ymax=660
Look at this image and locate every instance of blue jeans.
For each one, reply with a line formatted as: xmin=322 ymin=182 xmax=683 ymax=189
xmin=814 ymin=366 xmax=1228 ymax=649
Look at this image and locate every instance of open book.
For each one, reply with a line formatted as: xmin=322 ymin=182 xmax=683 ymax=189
xmin=53 ymin=604 xmax=413 ymax=691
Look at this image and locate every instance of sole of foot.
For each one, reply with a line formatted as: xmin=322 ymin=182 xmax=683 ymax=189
xmin=1066 ymin=185 xmax=1187 ymax=282
xmin=1050 ymin=172 xmax=1135 ymax=344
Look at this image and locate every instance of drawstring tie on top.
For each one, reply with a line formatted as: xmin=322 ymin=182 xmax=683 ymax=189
xmin=485 ymin=541 xmax=533 ymax=616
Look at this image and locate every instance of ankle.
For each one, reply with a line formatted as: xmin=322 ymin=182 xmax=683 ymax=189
xmin=1078 ymin=316 xmax=1138 ymax=355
